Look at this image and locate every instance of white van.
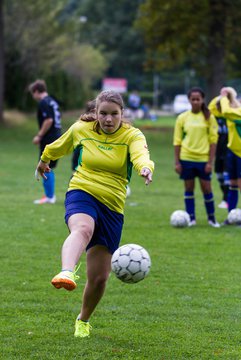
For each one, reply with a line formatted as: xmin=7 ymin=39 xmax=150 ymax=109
xmin=173 ymin=94 xmax=191 ymax=115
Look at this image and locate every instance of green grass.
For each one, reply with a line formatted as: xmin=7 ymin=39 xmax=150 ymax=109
xmin=1 ymin=113 xmax=241 ymax=359
xmin=133 ymin=115 xmax=176 ymax=128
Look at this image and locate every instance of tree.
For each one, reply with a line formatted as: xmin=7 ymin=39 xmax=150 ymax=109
xmin=76 ymin=0 xmax=147 ymax=89
xmin=136 ymin=0 xmax=241 ymax=98
xmin=3 ymin=0 xmax=107 ymax=110
xmin=0 ymin=0 xmax=4 ymax=123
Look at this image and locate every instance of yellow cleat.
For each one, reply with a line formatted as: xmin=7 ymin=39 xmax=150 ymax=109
xmin=51 ymin=270 xmax=79 ymax=291
xmin=74 ymin=318 xmax=92 ymax=338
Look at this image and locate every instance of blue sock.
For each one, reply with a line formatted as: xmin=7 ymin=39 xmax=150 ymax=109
xmin=42 ymin=171 xmax=55 ymax=198
xmin=184 ymin=191 xmax=195 ymax=220
xmin=227 ymin=186 xmax=239 ymax=211
xmin=204 ymin=193 xmax=215 ymax=222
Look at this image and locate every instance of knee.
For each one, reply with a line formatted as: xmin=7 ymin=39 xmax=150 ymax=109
xmin=91 ymin=273 xmax=110 ymax=289
xmin=72 ymin=223 xmax=93 ymax=242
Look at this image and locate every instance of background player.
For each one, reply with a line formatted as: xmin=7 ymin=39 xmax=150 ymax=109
xmin=29 ymin=79 xmax=62 ymax=204
xmin=209 ymin=87 xmax=241 ymax=223
xmin=173 ymin=87 xmax=219 ymax=227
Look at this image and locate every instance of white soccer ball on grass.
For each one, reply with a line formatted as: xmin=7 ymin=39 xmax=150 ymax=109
xmin=227 ymin=208 xmax=241 ymax=224
xmin=111 ymin=244 xmax=151 ymax=284
xmin=170 ymin=210 xmax=190 ymax=228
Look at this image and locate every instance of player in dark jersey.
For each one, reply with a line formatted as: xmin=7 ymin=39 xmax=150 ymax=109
xmin=214 ymin=116 xmax=229 ymax=208
xmin=29 ymin=79 xmax=62 ymax=204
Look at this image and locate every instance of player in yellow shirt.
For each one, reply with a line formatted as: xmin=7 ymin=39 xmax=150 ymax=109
xmin=209 ymin=87 xmax=241 ymax=222
xmin=173 ymin=87 xmax=219 ymax=227
xmin=35 ymin=90 xmax=154 ymax=338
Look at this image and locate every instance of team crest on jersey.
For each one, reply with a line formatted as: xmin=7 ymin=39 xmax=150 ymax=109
xmin=98 ymin=144 xmax=113 ymax=150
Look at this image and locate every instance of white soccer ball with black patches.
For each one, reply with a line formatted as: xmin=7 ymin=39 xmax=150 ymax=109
xmin=111 ymin=244 xmax=151 ymax=283
xmin=227 ymin=208 xmax=241 ymax=224
xmin=170 ymin=210 xmax=190 ymax=228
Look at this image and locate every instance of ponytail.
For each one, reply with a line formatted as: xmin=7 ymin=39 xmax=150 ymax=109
xmin=201 ymin=103 xmax=211 ymax=120
xmin=78 ymin=99 xmax=96 ymax=123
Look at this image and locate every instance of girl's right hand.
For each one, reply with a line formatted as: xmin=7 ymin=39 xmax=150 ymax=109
xmin=175 ymin=162 xmax=182 ymax=174
xmin=35 ymin=160 xmax=51 ymax=180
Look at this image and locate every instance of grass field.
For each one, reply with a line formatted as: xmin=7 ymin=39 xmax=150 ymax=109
xmin=1 ymin=113 xmax=241 ymax=359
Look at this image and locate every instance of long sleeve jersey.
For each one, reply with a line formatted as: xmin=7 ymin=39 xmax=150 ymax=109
xmin=209 ymin=96 xmax=241 ymax=157
xmin=41 ymin=120 xmax=154 ymax=214
xmin=173 ymin=110 xmax=218 ymax=161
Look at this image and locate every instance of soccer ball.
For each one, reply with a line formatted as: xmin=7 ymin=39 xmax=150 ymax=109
xmin=111 ymin=244 xmax=151 ymax=284
xmin=170 ymin=210 xmax=190 ymax=228
xmin=227 ymin=208 xmax=241 ymax=224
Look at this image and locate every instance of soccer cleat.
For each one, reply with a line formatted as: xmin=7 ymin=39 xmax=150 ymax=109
xmin=208 ymin=220 xmax=221 ymax=228
xmin=74 ymin=318 xmax=92 ymax=338
xmin=218 ymin=200 xmax=228 ymax=209
xmin=51 ymin=270 xmax=79 ymax=291
xmin=33 ymin=195 xmax=56 ymax=204
xmin=188 ymin=220 xmax=197 ymax=227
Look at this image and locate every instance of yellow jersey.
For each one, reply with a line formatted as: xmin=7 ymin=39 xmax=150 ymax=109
xmin=173 ymin=110 xmax=218 ymax=161
xmin=41 ymin=120 xmax=154 ymax=214
xmin=209 ymin=96 xmax=241 ymax=157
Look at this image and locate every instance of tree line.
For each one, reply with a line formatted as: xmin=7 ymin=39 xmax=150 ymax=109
xmin=1 ymin=0 xmax=241 ymax=124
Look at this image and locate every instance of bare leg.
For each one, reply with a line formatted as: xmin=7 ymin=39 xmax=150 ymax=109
xmin=79 ymin=245 xmax=112 ymax=321
xmin=61 ymin=213 xmax=95 ymax=271
xmin=238 ymin=178 xmax=241 ymax=192
xmin=184 ymin=179 xmax=195 ymax=192
xmin=199 ymin=178 xmax=212 ymax=194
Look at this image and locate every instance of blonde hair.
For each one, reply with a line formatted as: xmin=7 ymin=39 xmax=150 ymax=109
xmin=225 ymin=87 xmax=240 ymax=108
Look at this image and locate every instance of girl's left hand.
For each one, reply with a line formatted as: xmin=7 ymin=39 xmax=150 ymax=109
xmin=205 ymin=162 xmax=212 ymax=174
xmin=140 ymin=167 xmax=153 ymax=185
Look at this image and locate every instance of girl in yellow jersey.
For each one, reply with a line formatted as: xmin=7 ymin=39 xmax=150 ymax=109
xmin=35 ymin=90 xmax=154 ymax=338
xmin=173 ymin=87 xmax=219 ymax=227
xmin=209 ymin=87 xmax=241 ymax=224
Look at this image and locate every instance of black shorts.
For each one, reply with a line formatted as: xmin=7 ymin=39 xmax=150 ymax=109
xmin=214 ymin=156 xmax=228 ymax=173
xmin=40 ymin=143 xmax=58 ymax=169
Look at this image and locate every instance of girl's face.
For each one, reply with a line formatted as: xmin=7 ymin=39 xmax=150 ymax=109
xmin=189 ymin=92 xmax=204 ymax=113
xmin=97 ymin=101 xmax=123 ymax=134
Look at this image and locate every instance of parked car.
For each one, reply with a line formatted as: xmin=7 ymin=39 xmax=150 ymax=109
xmin=173 ymin=94 xmax=191 ymax=115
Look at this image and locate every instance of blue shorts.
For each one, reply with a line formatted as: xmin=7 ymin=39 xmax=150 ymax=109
xmin=180 ymin=160 xmax=212 ymax=181
xmin=226 ymin=149 xmax=241 ymax=179
xmin=65 ymin=190 xmax=124 ymax=254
